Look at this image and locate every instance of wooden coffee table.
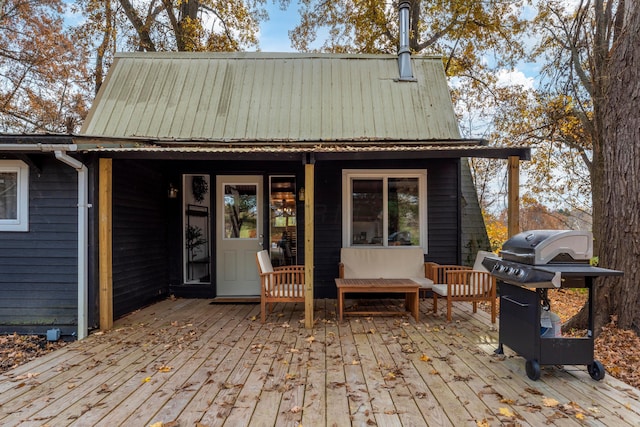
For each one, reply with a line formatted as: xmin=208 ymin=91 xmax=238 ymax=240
xmin=335 ymin=278 xmax=420 ymax=321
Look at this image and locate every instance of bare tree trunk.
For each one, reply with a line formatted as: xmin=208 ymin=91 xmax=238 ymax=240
xmin=564 ymin=0 xmax=635 ymax=335
xmin=95 ymin=0 xmax=113 ymax=94
xmin=600 ymin=0 xmax=640 ymax=335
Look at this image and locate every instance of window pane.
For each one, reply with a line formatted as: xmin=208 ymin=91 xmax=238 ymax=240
xmin=224 ymin=184 xmax=257 ymax=239
xmin=269 ymin=176 xmax=297 ymax=266
xmin=0 ymin=172 xmax=18 ymax=220
xmin=352 ymin=179 xmax=383 ymax=245
xmin=388 ymin=178 xmax=419 ymax=246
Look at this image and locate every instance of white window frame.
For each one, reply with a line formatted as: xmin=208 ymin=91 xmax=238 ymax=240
xmin=342 ymin=169 xmax=427 ymax=252
xmin=0 ymin=160 xmax=29 ymax=232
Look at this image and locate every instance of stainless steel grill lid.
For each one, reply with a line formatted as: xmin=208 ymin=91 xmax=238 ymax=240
xmin=499 ymin=229 xmax=593 ymax=265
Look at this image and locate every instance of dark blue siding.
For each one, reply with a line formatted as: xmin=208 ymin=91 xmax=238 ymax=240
xmin=0 ymin=157 xmax=78 ymax=335
xmin=112 ymin=160 xmax=169 ymax=319
xmin=312 ymin=158 xmax=460 ymax=299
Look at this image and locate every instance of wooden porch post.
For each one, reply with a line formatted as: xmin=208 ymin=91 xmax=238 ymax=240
xmin=507 ymin=155 xmax=520 ymax=237
xmin=99 ymin=158 xmax=114 ymax=331
xmin=304 ymin=163 xmax=314 ymax=329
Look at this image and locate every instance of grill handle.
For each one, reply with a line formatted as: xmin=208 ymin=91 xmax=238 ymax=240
xmin=502 ymin=296 xmax=530 ymax=307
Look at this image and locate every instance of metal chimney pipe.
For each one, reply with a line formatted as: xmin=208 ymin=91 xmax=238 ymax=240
xmin=398 ymin=0 xmax=414 ymax=81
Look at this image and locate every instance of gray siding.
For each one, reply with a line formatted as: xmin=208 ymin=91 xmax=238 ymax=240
xmin=0 ymin=157 xmax=78 ymax=335
xmin=112 ymin=160 xmax=169 ymax=318
xmin=460 ymin=159 xmax=491 ymax=265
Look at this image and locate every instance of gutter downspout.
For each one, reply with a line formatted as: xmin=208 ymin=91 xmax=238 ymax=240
xmin=1 ymin=143 xmax=89 ymax=339
xmin=54 ymin=151 xmax=89 ymax=340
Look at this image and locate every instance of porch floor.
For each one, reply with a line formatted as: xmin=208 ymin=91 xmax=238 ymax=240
xmin=1 ymin=298 xmax=639 ymax=426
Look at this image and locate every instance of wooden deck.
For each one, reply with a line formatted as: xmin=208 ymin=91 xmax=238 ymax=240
xmin=1 ymin=297 xmax=639 ymax=426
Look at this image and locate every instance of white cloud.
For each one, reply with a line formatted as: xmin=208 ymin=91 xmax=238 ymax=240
xmin=495 ymin=68 xmax=535 ymax=89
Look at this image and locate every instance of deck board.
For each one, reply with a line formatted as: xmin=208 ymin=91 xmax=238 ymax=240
xmin=0 ymin=297 xmax=639 ymax=426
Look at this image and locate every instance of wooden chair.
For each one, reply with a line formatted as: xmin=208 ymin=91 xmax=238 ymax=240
xmin=429 ymin=251 xmax=498 ymax=323
xmin=255 ymin=250 xmax=305 ymax=323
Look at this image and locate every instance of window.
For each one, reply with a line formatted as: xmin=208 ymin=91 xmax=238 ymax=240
xmin=342 ymin=170 xmax=427 ymax=250
xmin=0 ymin=160 xmax=29 ymax=232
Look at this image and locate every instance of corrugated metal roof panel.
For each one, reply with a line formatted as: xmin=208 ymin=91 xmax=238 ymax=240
xmin=81 ymin=52 xmax=462 ymax=142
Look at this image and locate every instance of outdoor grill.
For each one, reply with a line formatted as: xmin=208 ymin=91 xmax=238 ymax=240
xmin=481 ymin=230 xmax=623 ymax=381
xmin=482 ymin=229 xmax=595 ymax=288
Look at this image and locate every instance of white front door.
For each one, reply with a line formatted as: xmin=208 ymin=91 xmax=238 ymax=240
xmin=216 ymin=175 xmax=263 ymax=296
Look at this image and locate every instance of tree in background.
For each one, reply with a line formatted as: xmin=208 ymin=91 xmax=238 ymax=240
xmin=73 ymin=0 xmax=279 ymax=91
xmin=0 ymin=0 xmax=90 ymax=132
xmin=599 ymin=0 xmax=640 ymax=334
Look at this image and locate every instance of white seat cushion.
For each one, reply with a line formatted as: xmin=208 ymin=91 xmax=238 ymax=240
xmin=411 ymin=277 xmax=434 ymax=289
xmin=267 ymin=283 xmax=304 ymax=298
xmin=432 ymin=283 xmax=473 ymax=297
xmin=340 ymin=247 xmax=426 ymax=279
xmin=257 ymin=250 xmax=274 ymax=273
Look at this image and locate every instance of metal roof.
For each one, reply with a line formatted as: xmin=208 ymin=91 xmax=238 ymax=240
xmin=80 ymin=52 xmax=463 ymax=142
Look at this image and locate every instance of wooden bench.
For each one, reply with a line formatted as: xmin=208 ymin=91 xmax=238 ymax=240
xmin=338 ymin=247 xmax=433 ymax=294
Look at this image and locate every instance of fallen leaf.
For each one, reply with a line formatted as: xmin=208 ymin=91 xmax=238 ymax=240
xmin=420 ymin=354 xmax=430 ymax=362
xmin=524 ymin=387 xmax=543 ymax=395
xmin=306 ymin=335 xmax=315 ymax=343
xmin=290 ymin=405 xmax=302 ymax=413
xmin=142 ymin=376 xmax=152 ymax=383
xmin=498 ymin=407 xmax=514 ymax=417
xmin=476 ymin=419 xmax=490 ymax=427
xmin=149 ymin=422 xmax=163 ymax=427
xmin=543 ymin=397 xmax=559 ymax=407
xmin=576 ymin=412 xmax=585 ymax=420
xmin=158 ymin=365 xmax=172 ymax=373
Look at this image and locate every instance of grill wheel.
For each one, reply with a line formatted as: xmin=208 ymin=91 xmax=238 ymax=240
xmin=525 ymin=359 xmax=541 ymax=381
xmin=588 ymin=360 xmax=605 ymax=380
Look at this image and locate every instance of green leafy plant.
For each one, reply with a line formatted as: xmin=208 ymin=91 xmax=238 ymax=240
xmin=186 ymin=225 xmax=207 ymax=259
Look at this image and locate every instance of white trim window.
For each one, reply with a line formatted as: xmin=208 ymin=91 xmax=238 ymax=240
xmin=0 ymin=160 xmax=29 ymax=232
xmin=342 ymin=169 xmax=427 ymax=251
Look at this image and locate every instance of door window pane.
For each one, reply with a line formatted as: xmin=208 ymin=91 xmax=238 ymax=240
xmin=269 ymin=176 xmax=297 ymax=266
xmin=224 ymin=184 xmax=257 ymax=239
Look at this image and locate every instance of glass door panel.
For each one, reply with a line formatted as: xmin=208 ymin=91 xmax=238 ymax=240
xmin=269 ymin=176 xmax=297 ymax=266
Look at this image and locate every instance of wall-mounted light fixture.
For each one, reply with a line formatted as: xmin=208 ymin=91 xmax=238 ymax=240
xmin=298 ymin=187 xmax=305 ymax=201
xmin=168 ymin=183 xmax=179 ymax=199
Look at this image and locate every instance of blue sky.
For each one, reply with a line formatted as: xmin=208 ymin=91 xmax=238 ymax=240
xmin=258 ymin=3 xmax=298 ymax=52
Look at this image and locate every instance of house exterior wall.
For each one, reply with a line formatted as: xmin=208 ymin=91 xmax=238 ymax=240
xmin=460 ymin=159 xmax=491 ymax=264
xmin=111 ymin=159 xmax=170 ymax=319
xmin=104 ymin=157 xmax=461 ymax=308
xmin=0 ymin=156 xmax=78 ymax=335
xmin=312 ymin=158 xmax=461 ymax=298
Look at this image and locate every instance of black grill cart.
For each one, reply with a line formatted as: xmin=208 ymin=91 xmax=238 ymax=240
xmin=496 ymin=268 xmax=622 ymax=381
xmin=481 ymin=230 xmax=623 ymax=381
